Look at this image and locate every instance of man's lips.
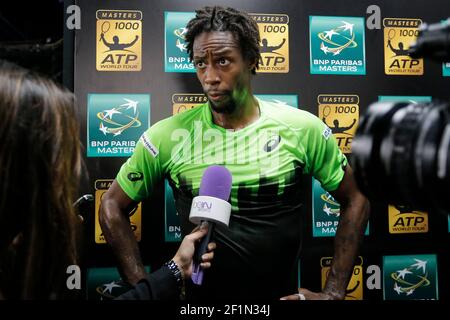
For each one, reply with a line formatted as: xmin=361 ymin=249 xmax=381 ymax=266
xmin=208 ymin=91 xmax=226 ymax=101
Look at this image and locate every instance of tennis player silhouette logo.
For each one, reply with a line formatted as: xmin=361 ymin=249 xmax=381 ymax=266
xmin=387 ymin=39 xmax=410 ymax=57
xmin=99 ymin=21 xmax=139 ymax=52
xmin=260 ymin=38 xmax=286 ymax=54
xmin=322 ymin=105 xmax=357 ymax=134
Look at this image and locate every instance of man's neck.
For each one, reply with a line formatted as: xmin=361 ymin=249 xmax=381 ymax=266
xmin=210 ymin=95 xmax=260 ymax=131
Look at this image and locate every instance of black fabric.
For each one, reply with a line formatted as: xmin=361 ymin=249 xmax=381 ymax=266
xmin=177 ymin=168 xmax=308 ymax=300
xmin=116 ymin=266 xmax=180 ymax=300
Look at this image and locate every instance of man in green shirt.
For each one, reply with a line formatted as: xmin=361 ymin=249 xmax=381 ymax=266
xmin=100 ymin=6 xmax=370 ymax=300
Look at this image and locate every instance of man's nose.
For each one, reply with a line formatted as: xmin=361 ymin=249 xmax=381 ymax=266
xmin=204 ymin=65 xmax=220 ymax=86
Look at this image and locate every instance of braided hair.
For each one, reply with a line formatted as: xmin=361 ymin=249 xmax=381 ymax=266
xmin=185 ymin=6 xmax=261 ymax=74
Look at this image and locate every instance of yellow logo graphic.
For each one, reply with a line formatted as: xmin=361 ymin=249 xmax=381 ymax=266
xmin=383 ymin=18 xmax=423 ymax=75
xmin=318 ymin=94 xmax=359 ymax=153
xmin=388 ymin=205 xmax=428 ymax=234
xmin=251 ymin=14 xmax=289 ymax=73
xmin=95 ymin=179 xmax=142 ymax=243
xmin=321 ymin=191 xmax=340 ymax=217
xmin=174 ymin=27 xmax=188 ymax=53
xmin=96 ymin=10 xmax=142 ymax=71
xmin=172 ymin=94 xmax=207 ymax=115
xmin=321 ymin=256 xmax=364 ymax=300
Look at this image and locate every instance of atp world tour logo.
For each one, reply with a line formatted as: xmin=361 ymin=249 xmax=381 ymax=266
xmin=87 ymin=94 xmax=150 ymax=157
xmin=96 ymin=10 xmax=142 ymax=71
xmin=383 ymin=254 xmax=438 ymax=300
xmin=310 ymin=16 xmax=366 ymax=75
xmin=383 ymin=18 xmax=423 ymax=75
xmin=318 ymin=94 xmax=359 ymax=154
xmin=251 ymin=13 xmax=290 ymax=73
xmin=165 ymin=12 xmax=196 ymax=72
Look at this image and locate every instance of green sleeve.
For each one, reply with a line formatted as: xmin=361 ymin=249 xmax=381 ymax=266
xmin=116 ymin=127 xmax=164 ymax=202
xmin=301 ymin=113 xmax=347 ymax=192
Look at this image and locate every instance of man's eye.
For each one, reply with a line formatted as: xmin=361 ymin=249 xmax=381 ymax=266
xmin=195 ymin=61 xmax=206 ymax=68
xmin=218 ymin=58 xmax=230 ymax=66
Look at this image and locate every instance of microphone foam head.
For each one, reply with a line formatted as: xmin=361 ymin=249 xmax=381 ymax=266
xmin=199 ymin=165 xmax=232 ymax=201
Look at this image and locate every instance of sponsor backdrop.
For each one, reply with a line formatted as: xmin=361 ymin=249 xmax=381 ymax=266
xmin=71 ymin=0 xmax=450 ymax=300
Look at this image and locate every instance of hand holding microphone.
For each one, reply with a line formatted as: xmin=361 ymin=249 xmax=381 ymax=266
xmin=189 ymin=165 xmax=232 ymax=285
xmin=171 ymin=223 xmax=217 ymax=279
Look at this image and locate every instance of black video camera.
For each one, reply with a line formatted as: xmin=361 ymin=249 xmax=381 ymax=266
xmin=351 ymin=19 xmax=450 ymax=215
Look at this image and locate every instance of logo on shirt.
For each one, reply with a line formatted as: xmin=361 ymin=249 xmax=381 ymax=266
xmin=263 ymin=134 xmax=281 ymax=152
xmin=141 ymin=133 xmax=159 ymax=157
xmin=127 ymin=172 xmax=143 ymax=182
xmin=322 ymin=127 xmax=332 ymax=140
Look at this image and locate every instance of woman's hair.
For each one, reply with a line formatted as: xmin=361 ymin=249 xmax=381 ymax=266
xmin=0 ymin=60 xmax=82 ymax=299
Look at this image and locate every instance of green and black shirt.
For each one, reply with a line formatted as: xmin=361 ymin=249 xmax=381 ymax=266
xmin=117 ymin=98 xmax=347 ymax=299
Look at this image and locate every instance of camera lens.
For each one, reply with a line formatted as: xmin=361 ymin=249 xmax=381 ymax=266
xmin=351 ymin=101 xmax=450 ymax=213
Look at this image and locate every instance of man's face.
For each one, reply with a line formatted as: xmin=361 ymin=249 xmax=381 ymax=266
xmin=193 ymin=31 xmax=253 ymax=113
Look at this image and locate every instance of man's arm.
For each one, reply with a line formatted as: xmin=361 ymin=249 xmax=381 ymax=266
xmin=280 ymin=165 xmax=370 ymax=300
xmin=126 ymin=35 xmax=139 ymax=47
xmin=323 ymin=165 xmax=370 ymax=299
xmin=99 ymin=180 xmax=147 ymax=285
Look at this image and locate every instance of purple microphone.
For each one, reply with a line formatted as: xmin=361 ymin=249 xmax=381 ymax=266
xmin=190 ymin=165 xmax=232 ymax=285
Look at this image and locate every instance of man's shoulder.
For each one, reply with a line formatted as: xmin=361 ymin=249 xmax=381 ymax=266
xmin=146 ymin=104 xmax=206 ymax=135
